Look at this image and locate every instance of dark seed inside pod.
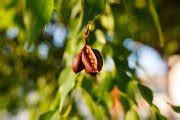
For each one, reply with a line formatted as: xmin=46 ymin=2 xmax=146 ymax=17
xmin=92 ymin=49 xmax=103 ymax=71
xmin=72 ymin=52 xmax=84 ymax=74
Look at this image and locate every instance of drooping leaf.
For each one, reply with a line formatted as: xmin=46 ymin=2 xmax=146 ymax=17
xmin=127 ymin=81 xmax=137 ymax=105
xmin=125 ymin=109 xmax=140 ymax=120
xmin=138 ymin=83 xmax=153 ymax=105
xmin=155 ymin=113 xmax=168 ymax=120
xmin=58 ymin=0 xmax=71 ymax=25
xmin=51 ymin=110 xmax=61 ymax=120
xmin=58 ymin=67 xmax=76 ymax=113
xmin=81 ymin=0 xmax=105 ymax=28
xmin=167 ymin=102 xmax=180 ymax=113
xmin=39 ymin=110 xmax=60 ymax=120
xmin=25 ymin=0 xmax=54 ymax=45
xmin=39 ymin=111 xmax=54 ymax=120
xmin=151 ymin=104 xmax=167 ymax=120
xmin=119 ymin=92 xmax=131 ymax=112
xmin=171 ymin=105 xmax=180 ymax=113
xmin=81 ymin=88 xmax=108 ymax=119
xmin=112 ymin=44 xmax=131 ymax=92
xmin=58 ymin=0 xmax=79 ymax=25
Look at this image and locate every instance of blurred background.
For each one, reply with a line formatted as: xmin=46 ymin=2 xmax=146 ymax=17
xmin=0 ymin=0 xmax=180 ymax=120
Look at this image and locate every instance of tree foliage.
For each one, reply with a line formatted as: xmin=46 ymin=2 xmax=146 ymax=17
xmin=0 ymin=0 xmax=180 ymax=119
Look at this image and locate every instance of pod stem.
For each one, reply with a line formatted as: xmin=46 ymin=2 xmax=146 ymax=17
xmin=84 ymin=22 xmax=91 ymax=44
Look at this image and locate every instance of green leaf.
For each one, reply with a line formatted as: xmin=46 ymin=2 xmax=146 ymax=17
xmin=125 ymin=109 xmax=139 ymax=120
xmin=39 ymin=110 xmax=60 ymax=120
xmin=58 ymin=0 xmax=79 ymax=25
xmin=58 ymin=0 xmax=71 ymax=25
xmin=58 ymin=67 xmax=76 ymax=113
xmin=25 ymin=0 xmax=54 ymax=45
xmin=127 ymin=81 xmax=137 ymax=105
xmin=39 ymin=111 xmax=54 ymax=120
xmin=81 ymin=88 xmax=97 ymax=118
xmin=51 ymin=110 xmax=60 ymax=120
xmin=151 ymin=104 xmax=167 ymax=120
xmin=171 ymin=105 xmax=180 ymax=113
xmin=167 ymin=103 xmax=180 ymax=113
xmin=155 ymin=113 xmax=167 ymax=120
xmin=119 ymin=92 xmax=130 ymax=112
xmin=138 ymin=83 xmax=153 ymax=105
xmin=81 ymin=0 xmax=105 ymax=28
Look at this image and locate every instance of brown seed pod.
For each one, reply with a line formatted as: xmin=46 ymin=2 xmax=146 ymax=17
xmin=72 ymin=52 xmax=84 ymax=74
xmin=81 ymin=44 xmax=103 ymax=75
xmin=82 ymin=45 xmax=98 ymax=73
xmin=84 ymin=49 xmax=103 ymax=75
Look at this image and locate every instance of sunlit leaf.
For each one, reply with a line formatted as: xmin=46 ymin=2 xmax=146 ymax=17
xmin=58 ymin=67 xmax=76 ymax=113
xmin=51 ymin=110 xmax=60 ymax=120
xmin=81 ymin=88 xmax=96 ymax=114
xmin=39 ymin=111 xmax=54 ymax=120
xmin=125 ymin=109 xmax=139 ymax=120
xmin=81 ymin=88 xmax=104 ymax=119
xmin=138 ymin=83 xmax=153 ymax=105
xmin=39 ymin=110 xmax=60 ymax=120
xmin=127 ymin=81 xmax=137 ymax=105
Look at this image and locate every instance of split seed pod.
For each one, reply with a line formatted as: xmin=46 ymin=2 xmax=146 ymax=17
xmin=72 ymin=45 xmax=103 ymax=75
xmin=72 ymin=52 xmax=84 ymax=74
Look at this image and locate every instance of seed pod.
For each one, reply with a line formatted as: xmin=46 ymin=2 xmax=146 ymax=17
xmin=72 ymin=52 xmax=84 ymax=74
xmin=81 ymin=45 xmax=103 ymax=74
xmin=82 ymin=45 xmax=98 ymax=73
xmin=84 ymin=49 xmax=103 ymax=75
xmin=72 ymin=45 xmax=103 ymax=75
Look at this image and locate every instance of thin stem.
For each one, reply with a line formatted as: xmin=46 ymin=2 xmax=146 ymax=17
xmin=149 ymin=0 xmax=164 ymax=47
xmin=122 ymin=0 xmax=135 ymax=40
xmin=84 ymin=21 xmax=91 ymax=45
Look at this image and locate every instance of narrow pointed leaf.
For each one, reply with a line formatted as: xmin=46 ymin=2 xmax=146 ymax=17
xmin=138 ymin=83 xmax=153 ymax=105
xmin=151 ymin=104 xmax=167 ymax=120
xmin=167 ymin=102 xmax=180 ymax=113
xmin=171 ymin=105 xmax=180 ymax=113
